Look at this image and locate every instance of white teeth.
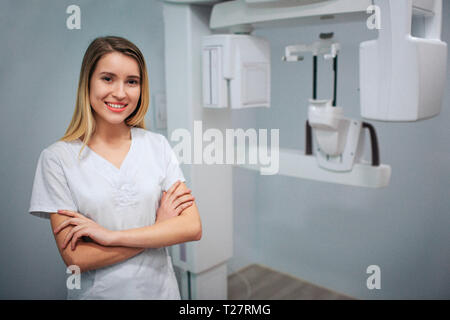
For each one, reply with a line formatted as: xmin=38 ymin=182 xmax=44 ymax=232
xmin=106 ymin=102 xmax=126 ymax=109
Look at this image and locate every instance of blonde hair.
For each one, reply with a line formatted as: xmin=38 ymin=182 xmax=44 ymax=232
xmin=60 ymin=36 xmax=150 ymax=159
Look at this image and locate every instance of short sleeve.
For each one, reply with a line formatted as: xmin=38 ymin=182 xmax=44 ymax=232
xmin=28 ymin=148 xmax=78 ymax=219
xmin=160 ymin=135 xmax=186 ymax=191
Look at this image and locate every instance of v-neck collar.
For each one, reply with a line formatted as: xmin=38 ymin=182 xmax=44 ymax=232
xmin=80 ymin=127 xmax=136 ymax=173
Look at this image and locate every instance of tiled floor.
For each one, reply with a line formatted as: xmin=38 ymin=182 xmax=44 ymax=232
xmin=228 ymin=264 xmax=355 ymax=300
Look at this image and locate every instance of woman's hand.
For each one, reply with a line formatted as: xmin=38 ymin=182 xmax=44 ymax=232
xmin=156 ymin=180 xmax=195 ymax=223
xmin=53 ymin=210 xmax=117 ymax=250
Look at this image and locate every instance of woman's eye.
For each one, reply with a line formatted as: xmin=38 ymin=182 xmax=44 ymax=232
xmin=102 ymin=76 xmax=112 ymax=82
xmin=128 ymin=80 xmax=139 ymax=85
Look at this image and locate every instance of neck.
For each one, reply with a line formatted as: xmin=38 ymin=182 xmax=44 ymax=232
xmin=90 ymin=116 xmax=132 ymax=145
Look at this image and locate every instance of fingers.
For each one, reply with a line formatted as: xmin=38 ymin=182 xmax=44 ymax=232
xmin=71 ymin=230 xmax=87 ymax=251
xmin=57 ymin=210 xmax=80 ymax=218
xmin=172 ymin=188 xmax=192 ymax=200
xmin=164 ymin=180 xmax=189 ymax=201
xmin=173 ymin=194 xmax=195 ymax=210
xmin=175 ymin=201 xmax=194 ymax=215
xmin=168 ymin=189 xmax=192 ymax=205
xmin=158 ymin=181 xmax=195 ymax=221
xmin=166 ymin=180 xmax=181 ymax=196
xmin=62 ymin=225 xmax=86 ymax=249
xmin=168 ymin=184 xmax=191 ymax=203
xmin=53 ymin=218 xmax=85 ymax=234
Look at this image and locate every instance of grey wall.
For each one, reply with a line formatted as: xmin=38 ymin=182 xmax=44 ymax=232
xmin=230 ymin=2 xmax=450 ymax=299
xmin=0 ymin=0 xmax=167 ymax=299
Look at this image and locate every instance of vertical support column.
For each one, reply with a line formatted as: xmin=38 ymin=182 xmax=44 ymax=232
xmin=163 ymin=2 xmax=233 ymax=300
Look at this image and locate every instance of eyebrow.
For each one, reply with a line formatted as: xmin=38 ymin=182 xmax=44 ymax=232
xmin=99 ymin=71 xmax=140 ymax=79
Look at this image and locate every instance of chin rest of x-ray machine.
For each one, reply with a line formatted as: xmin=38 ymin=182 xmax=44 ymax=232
xmin=284 ymin=32 xmax=380 ymax=174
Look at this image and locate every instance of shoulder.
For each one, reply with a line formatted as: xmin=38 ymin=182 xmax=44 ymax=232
xmin=133 ymin=127 xmax=169 ymax=149
xmin=34 ymin=143 xmax=63 ymax=172
xmin=45 ymin=140 xmax=70 ymax=154
xmin=39 ymin=140 xmax=78 ymax=168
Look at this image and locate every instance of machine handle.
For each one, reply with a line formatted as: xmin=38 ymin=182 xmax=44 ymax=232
xmin=362 ymin=122 xmax=380 ymax=166
xmin=305 ymin=120 xmax=313 ymax=155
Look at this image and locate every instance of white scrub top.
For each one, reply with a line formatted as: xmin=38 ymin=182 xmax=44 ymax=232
xmin=28 ymin=127 xmax=185 ymax=300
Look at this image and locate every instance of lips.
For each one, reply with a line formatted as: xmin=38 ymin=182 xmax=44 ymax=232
xmin=105 ymin=101 xmax=128 ymax=112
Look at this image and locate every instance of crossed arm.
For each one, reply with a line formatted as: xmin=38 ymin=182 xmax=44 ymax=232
xmin=50 ymin=181 xmax=201 ymax=273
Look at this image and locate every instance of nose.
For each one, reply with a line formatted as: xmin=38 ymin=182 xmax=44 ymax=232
xmin=112 ymin=82 xmax=126 ymax=100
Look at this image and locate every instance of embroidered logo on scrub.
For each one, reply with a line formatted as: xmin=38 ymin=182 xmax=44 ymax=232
xmin=114 ymin=183 xmax=139 ymax=207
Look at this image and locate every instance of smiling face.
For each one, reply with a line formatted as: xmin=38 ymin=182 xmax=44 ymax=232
xmin=89 ymin=51 xmax=141 ymax=126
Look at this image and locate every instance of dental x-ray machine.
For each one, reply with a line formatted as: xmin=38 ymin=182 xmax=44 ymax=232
xmin=163 ymin=0 xmax=447 ymax=299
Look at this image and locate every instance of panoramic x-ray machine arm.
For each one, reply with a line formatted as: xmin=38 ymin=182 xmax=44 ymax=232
xmin=205 ymin=0 xmax=447 ymax=188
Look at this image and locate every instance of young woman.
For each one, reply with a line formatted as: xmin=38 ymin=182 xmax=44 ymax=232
xmin=28 ymin=36 xmax=201 ymax=299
